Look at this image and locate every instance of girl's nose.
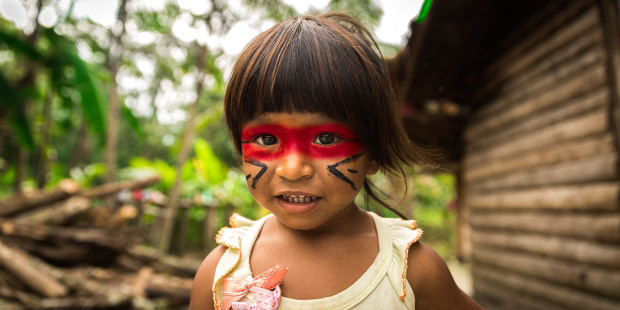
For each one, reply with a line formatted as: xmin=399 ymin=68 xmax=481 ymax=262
xmin=275 ymin=152 xmax=314 ymax=181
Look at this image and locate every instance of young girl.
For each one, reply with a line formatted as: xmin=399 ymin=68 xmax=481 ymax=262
xmin=190 ymin=13 xmax=483 ymax=310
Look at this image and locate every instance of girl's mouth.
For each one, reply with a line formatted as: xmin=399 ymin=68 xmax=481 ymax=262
xmin=278 ymin=195 xmax=321 ymax=203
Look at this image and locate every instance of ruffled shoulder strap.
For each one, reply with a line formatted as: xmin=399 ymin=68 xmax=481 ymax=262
xmin=212 ymin=213 xmax=266 ymax=309
xmin=374 ymin=214 xmax=423 ymax=303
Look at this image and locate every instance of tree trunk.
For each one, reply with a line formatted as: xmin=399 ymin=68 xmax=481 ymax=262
xmin=104 ymin=0 xmax=129 ymax=204
xmin=36 ymin=94 xmax=53 ymax=189
xmin=159 ymin=45 xmax=207 ymax=254
xmin=68 ymin=120 xmax=88 ymax=170
xmin=12 ymin=0 xmax=44 ymax=195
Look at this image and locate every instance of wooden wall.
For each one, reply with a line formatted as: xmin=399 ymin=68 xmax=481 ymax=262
xmin=462 ymin=0 xmax=620 ymax=309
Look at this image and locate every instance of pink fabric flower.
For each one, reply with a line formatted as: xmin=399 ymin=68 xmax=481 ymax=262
xmin=230 ymin=285 xmax=282 ymax=310
xmin=220 ymin=264 xmax=288 ymax=310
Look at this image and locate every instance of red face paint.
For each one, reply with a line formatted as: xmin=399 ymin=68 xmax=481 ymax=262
xmin=241 ymin=124 xmax=363 ymax=161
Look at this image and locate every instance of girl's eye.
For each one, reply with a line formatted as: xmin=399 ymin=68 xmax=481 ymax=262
xmin=255 ymin=134 xmax=278 ymax=146
xmin=314 ymin=133 xmax=339 ymax=145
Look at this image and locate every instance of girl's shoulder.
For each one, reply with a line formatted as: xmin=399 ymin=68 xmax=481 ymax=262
xmin=214 ymin=213 xmax=264 ymax=249
xmin=190 ymin=213 xmax=267 ymax=310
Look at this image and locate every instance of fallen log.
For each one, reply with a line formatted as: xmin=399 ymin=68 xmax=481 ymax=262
xmin=13 ymin=196 xmax=90 ymax=226
xmin=126 ymin=245 xmax=200 ymax=278
xmin=0 ymin=179 xmax=79 ymax=217
xmin=145 ymin=272 xmax=193 ymax=304
xmin=0 ymin=221 xmax=134 ymax=266
xmin=81 ymin=175 xmax=161 ymax=199
xmin=0 ymin=240 xmax=68 ymax=298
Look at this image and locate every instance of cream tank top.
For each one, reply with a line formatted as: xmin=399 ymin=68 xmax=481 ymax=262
xmin=212 ymin=212 xmax=423 ymax=310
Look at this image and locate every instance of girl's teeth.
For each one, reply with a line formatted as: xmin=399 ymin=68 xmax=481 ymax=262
xmin=282 ymin=195 xmax=318 ymax=203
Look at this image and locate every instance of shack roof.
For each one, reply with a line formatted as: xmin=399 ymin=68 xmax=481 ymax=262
xmin=389 ymin=0 xmax=573 ymax=164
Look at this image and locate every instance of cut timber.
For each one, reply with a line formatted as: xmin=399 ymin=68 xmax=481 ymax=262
xmin=0 ymin=285 xmax=41 ymax=309
xmin=36 ymin=295 xmax=133 ymax=309
xmin=0 ymin=221 xmax=132 ymax=265
xmin=474 ymin=265 xmax=620 ymax=310
xmin=469 ymin=85 xmax=609 ymax=153
xmin=0 ymin=221 xmax=131 ymax=252
xmin=0 ymin=240 xmax=68 ymax=297
xmin=469 ymin=211 xmax=620 ymax=242
xmin=13 ymin=196 xmax=90 ymax=225
xmin=471 ymin=230 xmax=620 ymax=267
xmin=145 ymin=272 xmax=193 ymax=302
xmin=468 ymin=153 xmax=617 ymax=192
xmin=467 ymin=182 xmax=618 ymax=210
xmin=466 ymin=64 xmax=607 ymax=143
xmin=0 ymin=179 xmax=79 ymax=217
xmin=465 ymin=108 xmax=609 ymax=169
xmin=80 ymin=174 xmax=161 ymax=199
xmin=464 ymin=133 xmax=614 ymax=182
xmin=126 ymin=245 xmax=200 ymax=278
xmin=473 ymin=245 xmax=620 ymax=298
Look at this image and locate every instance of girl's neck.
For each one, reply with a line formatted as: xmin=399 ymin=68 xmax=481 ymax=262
xmin=268 ymin=205 xmax=373 ymax=241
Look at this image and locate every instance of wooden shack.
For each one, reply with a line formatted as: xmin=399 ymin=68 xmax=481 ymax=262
xmin=390 ymin=0 xmax=620 ymax=308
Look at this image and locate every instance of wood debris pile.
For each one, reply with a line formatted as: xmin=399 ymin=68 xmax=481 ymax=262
xmin=0 ymin=176 xmax=201 ymax=309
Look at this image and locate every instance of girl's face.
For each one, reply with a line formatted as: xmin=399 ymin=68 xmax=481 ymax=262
xmin=241 ymin=112 xmax=379 ymax=230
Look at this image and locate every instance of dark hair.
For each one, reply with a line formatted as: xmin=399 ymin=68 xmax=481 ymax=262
xmin=224 ymin=13 xmax=427 ymax=218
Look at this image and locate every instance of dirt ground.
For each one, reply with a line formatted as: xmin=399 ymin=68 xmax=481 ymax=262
xmin=448 ymin=258 xmax=473 ymax=295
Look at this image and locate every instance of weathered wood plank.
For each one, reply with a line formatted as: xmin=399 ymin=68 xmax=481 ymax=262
xmin=471 ymin=230 xmax=620 ymax=267
xmin=465 ymin=108 xmax=609 ymax=167
xmin=467 ymin=182 xmax=618 ymax=210
xmin=477 ymin=41 xmax=605 ymax=129
xmin=466 ymin=64 xmax=607 ymax=143
xmin=474 ymin=275 xmax=578 ymax=310
xmin=599 ymin=0 xmax=620 ymax=182
xmin=495 ymin=26 xmax=604 ymax=98
xmin=473 ymin=264 xmax=620 ymax=310
xmin=473 ymin=245 xmax=620 ymax=298
xmin=469 ymin=211 xmax=620 ymax=242
xmin=464 ymin=133 xmax=614 ymax=182
xmin=477 ymin=3 xmax=599 ymax=117
xmin=468 ymin=153 xmax=616 ymax=191
xmin=469 ymin=84 xmax=609 ymax=153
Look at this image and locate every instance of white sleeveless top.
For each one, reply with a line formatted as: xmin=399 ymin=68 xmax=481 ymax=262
xmin=212 ymin=212 xmax=423 ymax=310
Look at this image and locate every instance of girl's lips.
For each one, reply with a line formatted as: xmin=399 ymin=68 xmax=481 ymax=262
xmin=276 ymin=195 xmax=322 ymax=214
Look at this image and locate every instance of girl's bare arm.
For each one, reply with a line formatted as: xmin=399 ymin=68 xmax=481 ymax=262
xmin=189 ymin=245 xmax=227 ymax=310
xmin=407 ymin=243 xmax=485 ymax=310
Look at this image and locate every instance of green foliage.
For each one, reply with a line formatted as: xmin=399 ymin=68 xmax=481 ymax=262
xmin=69 ymin=162 xmax=107 ymax=188
xmin=414 ymin=173 xmax=456 ymax=258
xmin=328 ymin=0 xmax=383 ymax=29
xmin=0 ymin=70 xmax=34 ymax=149
xmin=127 ymin=157 xmax=177 ymax=192
xmin=243 ymin=0 xmax=298 ymax=22
xmin=193 ymin=138 xmax=228 ymax=185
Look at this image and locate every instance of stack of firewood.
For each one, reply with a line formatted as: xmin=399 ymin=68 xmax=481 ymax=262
xmin=0 ymin=176 xmax=201 ymax=309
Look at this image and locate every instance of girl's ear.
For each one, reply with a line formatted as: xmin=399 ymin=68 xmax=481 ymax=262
xmin=367 ymin=160 xmax=380 ymax=176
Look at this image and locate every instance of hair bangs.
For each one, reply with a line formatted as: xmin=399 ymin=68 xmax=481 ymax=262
xmin=253 ymin=20 xmax=373 ymax=125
